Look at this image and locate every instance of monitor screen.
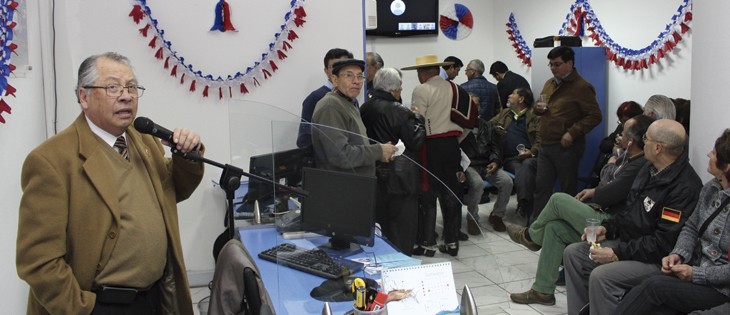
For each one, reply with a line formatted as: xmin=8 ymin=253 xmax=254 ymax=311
xmin=300 ymin=167 xmax=377 ymax=257
xmin=240 ymin=146 xmax=313 ymax=215
xmin=366 ymin=0 xmax=439 ymax=37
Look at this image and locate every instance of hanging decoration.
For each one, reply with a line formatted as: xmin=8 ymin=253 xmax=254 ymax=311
xmin=210 ymin=0 xmax=237 ymax=32
xmin=505 ymin=13 xmax=531 ymax=67
xmin=559 ymin=0 xmax=692 ymax=71
xmin=440 ymin=3 xmax=473 ymax=41
xmin=0 ymin=0 xmax=18 ymax=124
xmin=129 ymin=0 xmax=306 ymax=99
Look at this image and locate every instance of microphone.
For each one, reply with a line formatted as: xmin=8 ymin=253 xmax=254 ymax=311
xmin=133 ymin=116 xmax=200 ymax=161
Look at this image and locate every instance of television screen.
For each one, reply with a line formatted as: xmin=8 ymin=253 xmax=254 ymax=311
xmin=366 ymin=0 xmax=439 ymax=37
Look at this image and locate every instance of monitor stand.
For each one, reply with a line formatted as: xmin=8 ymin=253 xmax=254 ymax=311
xmin=318 ymin=237 xmax=363 ymax=258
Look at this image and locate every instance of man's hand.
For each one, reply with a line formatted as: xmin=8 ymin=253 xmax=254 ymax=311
xmin=670 ymin=264 xmax=694 ymax=281
xmin=495 ymin=125 xmax=507 ymax=137
xmin=161 ymin=128 xmax=201 ymax=153
xmin=589 ymin=246 xmax=616 ymax=264
xmin=380 ymin=142 xmax=397 ymax=162
xmin=576 ymin=188 xmax=595 ymax=201
xmin=517 ymin=151 xmax=533 ymax=160
xmin=486 ymin=162 xmax=498 ymax=175
xmin=561 ymin=132 xmax=574 ymax=148
xmin=581 ymin=225 xmax=607 ymax=242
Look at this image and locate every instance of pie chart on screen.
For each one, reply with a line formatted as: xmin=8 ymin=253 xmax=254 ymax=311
xmin=440 ymin=3 xmax=473 ymax=40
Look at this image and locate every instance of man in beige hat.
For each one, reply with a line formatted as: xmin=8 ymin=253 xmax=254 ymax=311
xmin=402 ymin=54 xmax=464 ymax=257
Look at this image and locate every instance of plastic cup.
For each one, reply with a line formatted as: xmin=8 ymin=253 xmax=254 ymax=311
xmin=585 ymin=218 xmax=601 ymax=243
xmin=516 ymin=144 xmax=526 ymax=154
xmin=536 ymin=94 xmax=549 ymax=111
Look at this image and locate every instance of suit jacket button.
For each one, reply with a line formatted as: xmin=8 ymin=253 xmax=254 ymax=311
xmin=109 ymin=231 xmax=117 ymax=239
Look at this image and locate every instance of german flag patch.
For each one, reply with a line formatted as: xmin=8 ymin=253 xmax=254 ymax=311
xmin=661 ymin=207 xmax=682 ymax=223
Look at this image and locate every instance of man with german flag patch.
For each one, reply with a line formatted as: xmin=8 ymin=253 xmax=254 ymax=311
xmin=563 ymin=119 xmax=703 ymax=315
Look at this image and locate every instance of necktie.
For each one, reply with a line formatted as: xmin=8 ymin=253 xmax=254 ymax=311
xmin=114 ymin=136 xmax=129 ymax=160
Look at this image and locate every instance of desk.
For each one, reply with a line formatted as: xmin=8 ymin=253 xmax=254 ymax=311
xmin=238 ymin=225 xmax=400 ymax=315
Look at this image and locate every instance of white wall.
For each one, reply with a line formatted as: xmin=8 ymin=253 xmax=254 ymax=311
xmin=368 ymin=0 xmax=692 ymax=131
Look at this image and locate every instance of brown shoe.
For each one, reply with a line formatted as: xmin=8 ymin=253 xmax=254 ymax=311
xmin=507 ymin=224 xmax=541 ymax=251
xmin=488 ymin=214 xmax=506 ymax=232
xmin=510 ymin=289 xmax=556 ymax=305
xmin=467 ymin=217 xmax=481 ymax=235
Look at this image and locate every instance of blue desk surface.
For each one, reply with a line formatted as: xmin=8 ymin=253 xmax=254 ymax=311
xmin=238 ymin=225 xmax=400 ymax=315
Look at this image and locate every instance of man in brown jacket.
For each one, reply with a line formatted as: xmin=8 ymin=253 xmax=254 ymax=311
xmin=531 ymin=46 xmax=602 ymax=222
xmin=16 ymin=52 xmax=204 ymax=315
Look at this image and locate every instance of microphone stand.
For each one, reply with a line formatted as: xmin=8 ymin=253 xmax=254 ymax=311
xmin=172 ymin=149 xmax=308 ymax=241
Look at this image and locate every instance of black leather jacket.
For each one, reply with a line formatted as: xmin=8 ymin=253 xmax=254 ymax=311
xmin=360 ymin=89 xmax=425 ymax=158
xmin=460 ymin=118 xmax=502 ymax=172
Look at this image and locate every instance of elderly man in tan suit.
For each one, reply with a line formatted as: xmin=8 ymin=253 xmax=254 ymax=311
xmin=16 ymin=52 xmax=204 ymax=315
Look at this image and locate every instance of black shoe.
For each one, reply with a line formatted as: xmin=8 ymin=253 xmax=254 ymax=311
xmin=479 ymin=194 xmax=491 ymax=204
xmin=556 ymin=267 xmax=565 ymax=286
xmin=458 ymin=231 xmax=469 ymax=241
xmin=488 ymin=214 xmax=506 ymax=232
xmin=438 ymin=242 xmax=459 ymax=256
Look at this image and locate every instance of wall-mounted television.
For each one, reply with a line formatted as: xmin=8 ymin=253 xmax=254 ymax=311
xmin=366 ymin=0 xmax=439 ymax=37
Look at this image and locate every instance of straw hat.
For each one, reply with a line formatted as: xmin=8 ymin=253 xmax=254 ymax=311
xmin=401 ymin=54 xmax=454 ymax=70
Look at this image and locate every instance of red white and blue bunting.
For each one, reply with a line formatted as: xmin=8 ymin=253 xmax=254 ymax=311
xmin=505 ymin=13 xmax=531 ymax=67
xmin=0 ymin=0 xmax=17 ymax=124
xmin=128 ymin=0 xmax=306 ymax=99
xmin=559 ymin=0 xmax=692 ymax=71
xmin=505 ymin=0 xmax=692 ymax=71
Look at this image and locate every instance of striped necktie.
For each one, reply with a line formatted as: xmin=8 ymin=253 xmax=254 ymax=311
xmin=114 ymin=135 xmax=129 ymax=160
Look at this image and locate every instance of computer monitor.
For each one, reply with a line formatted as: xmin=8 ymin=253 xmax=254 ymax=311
xmin=241 ymin=146 xmax=313 ymax=215
xmin=300 ymin=167 xmax=377 ymax=257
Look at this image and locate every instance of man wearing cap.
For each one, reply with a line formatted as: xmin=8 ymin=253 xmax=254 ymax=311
xmin=403 ymin=55 xmax=464 ymax=256
xmin=311 ymin=58 xmax=397 ymax=176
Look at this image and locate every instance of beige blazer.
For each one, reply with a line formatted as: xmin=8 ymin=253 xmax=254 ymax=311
xmin=17 ymin=114 xmax=204 ymax=315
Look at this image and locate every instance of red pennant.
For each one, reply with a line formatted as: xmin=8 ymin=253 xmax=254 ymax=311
xmin=5 ymin=84 xmax=16 ymax=97
xmin=218 ymin=87 xmax=223 ymax=99
xmin=262 ymin=69 xmax=271 ymax=79
xmin=6 ymin=21 xmax=16 ymax=29
xmin=170 ymin=65 xmax=178 ymax=77
xmin=269 ymin=60 xmax=278 ymax=72
xmin=508 ymin=36 xmax=516 ymax=41
xmin=294 ymin=6 xmax=307 ymax=18
xmin=0 ymin=99 xmax=11 ymax=113
xmin=240 ymin=83 xmax=248 ymax=94
xmin=287 ymin=30 xmax=299 ymax=41
xmin=672 ymin=31 xmax=682 ymax=43
xmin=8 ymin=64 xmax=15 ymax=73
xmin=154 ymin=47 xmax=163 ymax=59
xmin=616 ymin=57 xmax=624 ymax=66
xmin=164 ymin=56 xmax=170 ymax=69
xmin=148 ymin=36 xmax=157 ymax=48
xmin=632 ymin=60 xmax=640 ymax=70
xmin=506 ymin=29 xmax=513 ymax=35
xmin=180 ymin=73 xmax=186 ymax=84
xmin=253 ymin=78 xmax=260 ymax=86
xmin=7 ymin=43 xmax=17 ymax=54
xmin=190 ymin=80 xmax=197 ymax=92
xmin=6 ymin=1 xmax=19 ymax=10
xmin=203 ymin=85 xmax=209 ymax=97
xmin=294 ymin=17 xmax=305 ymax=27
xmin=129 ymin=5 xmax=145 ymax=24
xmin=640 ymin=59 xmax=648 ymax=69
xmin=649 ymin=54 xmax=657 ymax=64
xmin=277 ymin=50 xmax=288 ymax=60
xmin=282 ymin=41 xmax=292 ymax=51
xmin=139 ymin=24 xmax=151 ymax=37
xmin=684 ymin=12 xmax=693 ymax=22
xmin=679 ymin=22 xmax=690 ymax=34
xmin=657 ymin=49 xmax=666 ymax=59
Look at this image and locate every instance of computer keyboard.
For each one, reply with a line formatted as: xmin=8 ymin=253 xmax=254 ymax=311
xmin=258 ymin=243 xmax=364 ymax=279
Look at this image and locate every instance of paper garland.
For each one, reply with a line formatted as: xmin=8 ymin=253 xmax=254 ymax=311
xmin=505 ymin=13 xmax=531 ymax=67
xmin=506 ymin=0 xmax=692 ymax=71
xmin=0 ymin=0 xmax=17 ymax=124
xmin=129 ymin=0 xmax=306 ymax=99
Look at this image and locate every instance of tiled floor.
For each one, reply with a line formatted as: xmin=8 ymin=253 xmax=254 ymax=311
xmin=190 ymin=194 xmax=568 ymax=315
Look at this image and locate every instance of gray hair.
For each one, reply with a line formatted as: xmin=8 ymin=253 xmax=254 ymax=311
xmin=366 ymin=52 xmax=384 ymax=68
xmin=467 ymin=59 xmax=485 ymax=76
xmin=643 ymin=94 xmax=676 ymax=120
xmin=76 ymin=52 xmax=133 ymax=102
xmin=654 ymin=121 xmax=686 ymax=157
xmin=373 ymin=67 xmax=402 ymax=93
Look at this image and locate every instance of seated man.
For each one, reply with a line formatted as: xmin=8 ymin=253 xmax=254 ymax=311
xmin=563 ymin=119 xmax=703 ymax=315
xmin=506 ymin=115 xmax=653 ymax=305
xmin=611 ymin=129 xmax=730 ymax=315
xmin=490 ymin=87 xmax=540 ymax=218
xmin=460 ymin=118 xmax=513 ymax=234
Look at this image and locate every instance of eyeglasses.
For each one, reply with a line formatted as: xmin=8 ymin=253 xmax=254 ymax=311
xmin=339 ymin=72 xmax=365 ymax=82
xmin=548 ymin=61 xmax=565 ymax=68
xmin=84 ymin=84 xmax=146 ymax=98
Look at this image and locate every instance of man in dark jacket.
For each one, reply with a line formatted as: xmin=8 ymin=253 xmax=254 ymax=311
xmin=489 ymin=61 xmax=530 ymax=109
xmin=563 ymin=119 xmax=703 ymax=315
xmin=460 ymin=119 xmax=513 ymax=234
xmin=360 ymin=67 xmax=425 ymax=255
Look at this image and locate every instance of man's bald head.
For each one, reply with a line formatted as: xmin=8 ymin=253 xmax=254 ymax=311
xmin=647 ymin=119 xmax=687 ymax=158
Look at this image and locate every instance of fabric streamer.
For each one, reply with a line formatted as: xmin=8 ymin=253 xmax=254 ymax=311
xmin=440 ymin=3 xmax=473 ymax=41
xmin=0 ymin=0 xmax=18 ymax=124
xmin=210 ymin=0 xmax=237 ymax=32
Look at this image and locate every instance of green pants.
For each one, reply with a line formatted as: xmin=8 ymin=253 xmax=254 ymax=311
xmin=528 ymin=192 xmax=612 ymax=294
